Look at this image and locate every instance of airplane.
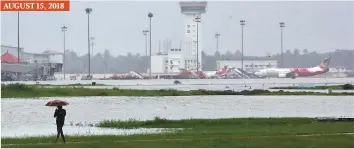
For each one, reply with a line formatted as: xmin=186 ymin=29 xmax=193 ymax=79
xmin=176 ymin=68 xmax=207 ymax=79
xmin=177 ymin=65 xmax=232 ymax=79
xmin=203 ymin=65 xmax=234 ymax=78
xmin=254 ymin=56 xmax=331 ymax=79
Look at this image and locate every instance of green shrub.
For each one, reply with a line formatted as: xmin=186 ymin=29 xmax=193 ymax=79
xmin=97 ymin=92 xmax=108 ymax=96
xmin=1 ymin=83 xmax=33 ymax=91
xmin=342 ymin=84 xmax=354 ymax=90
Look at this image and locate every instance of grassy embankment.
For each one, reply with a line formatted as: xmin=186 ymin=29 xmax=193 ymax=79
xmin=1 ymin=118 xmax=353 ymax=148
xmin=270 ymin=84 xmax=354 ymax=90
xmin=2 ymin=83 xmax=354 ymax=98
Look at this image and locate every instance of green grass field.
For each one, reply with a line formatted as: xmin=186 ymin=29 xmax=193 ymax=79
xmin=2 ymin=83 xmax=353 ymax=98
xmin=2 ymin=118 xmax=353 ymax=148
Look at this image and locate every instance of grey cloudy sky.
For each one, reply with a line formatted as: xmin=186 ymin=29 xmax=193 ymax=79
xmin=1 ymin=1 xmax=354 ymax=56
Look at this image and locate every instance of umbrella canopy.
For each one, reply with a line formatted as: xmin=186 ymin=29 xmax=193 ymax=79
xmin=45 ymin=100 xmax=69 ymax=106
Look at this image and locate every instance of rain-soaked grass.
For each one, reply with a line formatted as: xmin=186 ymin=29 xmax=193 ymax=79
xmin=1 ymin=118 xmax=353 ymax=148
xmin=1 ymin=83 xmax=353 ymax=98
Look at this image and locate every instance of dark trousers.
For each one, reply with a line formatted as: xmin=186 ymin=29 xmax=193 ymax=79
xmin=56 ymin=124 xmax=66 ymax=142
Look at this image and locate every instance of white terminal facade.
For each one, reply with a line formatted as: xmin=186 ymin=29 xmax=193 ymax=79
xmin=151 ymin=1 xmax=207 ymax=74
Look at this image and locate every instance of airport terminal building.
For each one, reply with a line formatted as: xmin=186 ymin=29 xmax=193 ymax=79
xmin=1 ymin=45 xmax=64 ymax=81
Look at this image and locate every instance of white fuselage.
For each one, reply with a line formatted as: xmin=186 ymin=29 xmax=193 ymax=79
xmin=252 ymin=56 xmax=330 ymax=78
xmin=254 ymin=68 xmax=292 ymax=77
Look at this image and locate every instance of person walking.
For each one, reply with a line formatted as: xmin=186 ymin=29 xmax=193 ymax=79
xmin=54 ymin=106 xmax=66 ymax=143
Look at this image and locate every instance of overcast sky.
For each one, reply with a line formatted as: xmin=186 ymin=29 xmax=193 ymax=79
xmin=1 ymin=1 xmax=354 ymax=56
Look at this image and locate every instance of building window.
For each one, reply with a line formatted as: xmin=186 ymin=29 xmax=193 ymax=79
xmin=187 ymin=25 xmax=190 ymax=28
xmin=187 ymin=30 xmax=190 ymax=33
xmin=165 ymin=60 xmax=168 ymax=63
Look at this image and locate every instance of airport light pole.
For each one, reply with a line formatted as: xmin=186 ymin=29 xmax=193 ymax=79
xmin=61 ymin=25 xmax=67 ymax=80
xmin=195 ymin=16 xmax=201 ymax=74
xmin=142 ymin=30 xmax=149 ymax=56
xmin=214 ymin=33 xmax=220 ymax=53
xmin=85 ymin=8 xmax=92 ymax=77
xmin=90 ymin=37 xmax=95 ymax=74
xmin=148 ymin=12 xmax=153 ymax=78
xmin=240 ymin=20 xmax=245 ymax=76
xmin=90 ymin=37 xmax=95 ymax=57
xmin=280 ymin=22 xmax=285 ymax=68
xmin=17 ymin=11 xmax=20 ymax=64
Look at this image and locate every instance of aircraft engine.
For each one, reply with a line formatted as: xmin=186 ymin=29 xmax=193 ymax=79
xmin=278 ymin=73 xmax=287 ymax=78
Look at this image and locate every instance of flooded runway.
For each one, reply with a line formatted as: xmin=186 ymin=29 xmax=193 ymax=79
xmin=4 ymin=78 xmax=353 ymax=86
xmin=3 ymin=78 xmax=353 ymax=91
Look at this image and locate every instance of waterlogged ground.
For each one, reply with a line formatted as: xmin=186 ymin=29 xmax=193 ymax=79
xmin=39 ymin=85 xmax=354 ymax=93
xmin=3 ymin=78 xmax=353 ymax=91
xmin=2 ymin=96 xmax=353 ymax=138
xmin=1 ymin=126 xmax=181 ymax=138
xmin=4 ymin=78 xmax=353 ymax=86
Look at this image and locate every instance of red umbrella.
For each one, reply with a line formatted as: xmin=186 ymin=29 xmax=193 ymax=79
xmin=45 ymin=100 xmax=69 ymax=106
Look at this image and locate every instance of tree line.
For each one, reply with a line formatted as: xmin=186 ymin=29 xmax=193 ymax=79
xmin=64 ymin=49 xmax=354 ymax=74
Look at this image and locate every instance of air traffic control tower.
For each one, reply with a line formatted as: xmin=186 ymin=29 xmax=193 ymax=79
xmin=179 ymin=1 xmax=207 ymax=71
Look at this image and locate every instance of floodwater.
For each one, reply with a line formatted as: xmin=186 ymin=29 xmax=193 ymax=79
xmin=3 ymin=78 xmax=354 ymax=91
xmin=268 ymin=89 xmax=354 ymax=93
xmin=4 ymin=78 xmax=354 ymax=86
xmin=1 ymin=126 xmax=180 ymax=138
xmin=42 ymin=85 xmax=354 ymax=93
xmin=2 ymin=96 xmax=353 ymax=138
